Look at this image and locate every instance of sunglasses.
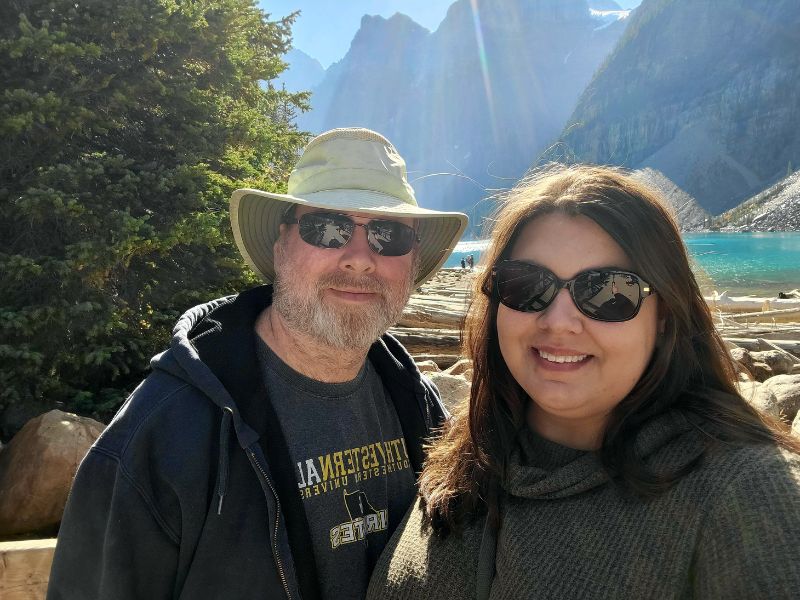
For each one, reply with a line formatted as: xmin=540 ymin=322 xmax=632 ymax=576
xmin=489 ymin=260 xmax=653 ymax=322
xmin=283 ymin=211 xmax=419 ymax=257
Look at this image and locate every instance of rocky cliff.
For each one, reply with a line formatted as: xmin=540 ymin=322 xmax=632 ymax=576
xmin=631 ymin=168 xmax=710 ymax=230
xmin=560 ymin=0 xmax=800 ymax=215
xmin=718 ymin=171 xmax=800 ymax=231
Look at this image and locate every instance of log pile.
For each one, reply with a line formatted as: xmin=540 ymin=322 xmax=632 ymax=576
xmin=392 ymin=269 xmax=474 ymax=368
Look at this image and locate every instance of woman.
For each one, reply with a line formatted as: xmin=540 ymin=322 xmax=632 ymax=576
xmin=367 ymin=165 xmax=800 ymax=599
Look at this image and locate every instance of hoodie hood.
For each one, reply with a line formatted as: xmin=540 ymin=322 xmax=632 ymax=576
xmin=504 ymin=411 xmax=697 ymax=500
xmin=150 ymin=290 xmax=263 ymax=449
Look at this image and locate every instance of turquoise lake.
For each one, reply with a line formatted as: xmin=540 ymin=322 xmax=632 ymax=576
xmin=445 ymin=232 xmax=800 ymax=296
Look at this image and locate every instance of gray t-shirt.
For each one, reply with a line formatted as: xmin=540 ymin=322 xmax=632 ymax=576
xmin=257 ymin=340 xmax=416 ymax=600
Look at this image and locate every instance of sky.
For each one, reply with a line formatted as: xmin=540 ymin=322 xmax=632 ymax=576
xmin=260 ymin=0 xmax=643 ymax=68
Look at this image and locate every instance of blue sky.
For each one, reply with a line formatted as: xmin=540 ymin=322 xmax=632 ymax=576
xmin=259 ymin=1 xmax=642 ymax=68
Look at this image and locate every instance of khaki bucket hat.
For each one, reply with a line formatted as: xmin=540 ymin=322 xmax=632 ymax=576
xmin=230 ymin=127 xmax=468 ymax=287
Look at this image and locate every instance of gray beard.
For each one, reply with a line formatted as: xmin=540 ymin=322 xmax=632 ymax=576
xmin=272 ymin=251 xmax=416 ymax=351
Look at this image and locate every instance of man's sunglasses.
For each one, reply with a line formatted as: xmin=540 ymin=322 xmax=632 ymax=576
xmin=489 ymin=259 xmax=653 ymax=322
xmin=283 ymin=211 xmax=419 ymax=257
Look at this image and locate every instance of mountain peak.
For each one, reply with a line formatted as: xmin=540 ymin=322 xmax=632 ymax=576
xmin=357 ymin=12 xmax=428 ymax=33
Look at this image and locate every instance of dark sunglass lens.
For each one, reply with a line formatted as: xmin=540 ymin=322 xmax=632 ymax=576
xmin=496 ymin=263 xmax=557 ymax=312
xmin=366 ymin=220 xmax=416 ymax=256
xmin=577 ymin=271 xmax=641 ymax=321
xmin=298 ymin=213 xmax=353 ymax=249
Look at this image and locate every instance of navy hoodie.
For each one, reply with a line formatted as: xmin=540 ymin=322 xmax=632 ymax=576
xmin=47 ymin=286 xmax=447 ymax=600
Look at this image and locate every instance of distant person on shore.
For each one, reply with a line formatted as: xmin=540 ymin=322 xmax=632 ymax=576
xmin=367 ymin=164 xmax=800 ymax=599
xmin=48 ymin=128 xmax=467 ymax=600
xmin=467 ymin=253 xmax=474 ymax=270
xmin=461 ymin=257 xmax=467 ymax=270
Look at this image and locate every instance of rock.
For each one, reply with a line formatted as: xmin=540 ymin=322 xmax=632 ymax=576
xmin=410 ymin=354 xmax=461 ymax=370
xmin=750 ymin=362 xmax=774 ymax=382
xmin=0 ymin=410 xmax=104 ymax=537
xmin=759 ymin=375 xmax=800 ymax=423
xmin=737 ymin=381 xmax=780 ymax=419
xmin=444 ymin=358 xmax=472 ymax=376
xmin=750 ymin=350 xmax=796 ymax=377
xmin=729 ymin=347 xmax=754 ymax=374
xmin=428 ymin=372 xmax=471 ymax=413
xmin=415 ymin=359 xmax=441 ymax=374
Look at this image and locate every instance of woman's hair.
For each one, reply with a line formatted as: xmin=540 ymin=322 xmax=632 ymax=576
xmin=420 ymin=164 xmax=800 ymax=534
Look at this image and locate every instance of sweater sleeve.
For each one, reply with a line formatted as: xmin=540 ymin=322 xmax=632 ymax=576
xmin=692 ymin=448 xmax=800 ymax=599
xmin=47 ymin=448 xmax=180 ymax=600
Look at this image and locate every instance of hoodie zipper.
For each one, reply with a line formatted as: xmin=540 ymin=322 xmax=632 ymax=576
xmin=247 ymin=449 xmax=292 ymax=600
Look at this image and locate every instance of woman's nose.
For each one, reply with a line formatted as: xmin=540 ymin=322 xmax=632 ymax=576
xmin=535 ymin=288 xmax=584 ymax=334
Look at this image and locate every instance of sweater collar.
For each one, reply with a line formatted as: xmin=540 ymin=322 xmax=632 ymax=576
xmin=504 ymin=411 xmax=695 ymax=499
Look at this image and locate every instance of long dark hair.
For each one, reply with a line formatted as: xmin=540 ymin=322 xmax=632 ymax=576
xmin=419 ymin=164 xmax=800 ymax=534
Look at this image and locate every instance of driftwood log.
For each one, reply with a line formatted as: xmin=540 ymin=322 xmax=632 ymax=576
xmin=723 ymin=337 xmax=800 ymax=358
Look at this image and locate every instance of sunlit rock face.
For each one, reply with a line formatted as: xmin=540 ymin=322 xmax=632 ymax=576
xmin=719 ymin=171 xmax=800 ymax=231
xmin=630 ymin=168 xmax=710 ymax=230
xmin=560 ymin=0 xmax=800 ymax=215
xmin=299 ymin=0 xmax=627 ymax=228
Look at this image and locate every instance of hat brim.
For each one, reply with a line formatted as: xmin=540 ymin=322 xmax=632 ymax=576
xmin=230 ymin=188 xmax=468 ymax=288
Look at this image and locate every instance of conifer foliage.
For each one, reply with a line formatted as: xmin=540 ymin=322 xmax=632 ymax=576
xmin=0 ymin=0 xmax=308 ymax=435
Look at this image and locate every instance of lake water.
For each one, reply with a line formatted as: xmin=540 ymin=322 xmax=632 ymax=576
xmin=445 ymin=232 xmax=800 ymax=296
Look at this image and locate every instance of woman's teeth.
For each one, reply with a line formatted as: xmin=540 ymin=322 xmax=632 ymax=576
xmin=537 ymin=349 xmax=588 ymax=363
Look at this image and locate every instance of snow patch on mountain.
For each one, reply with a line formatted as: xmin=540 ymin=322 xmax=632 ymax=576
xmin=590 ymin=8 xmax=631 ymax=31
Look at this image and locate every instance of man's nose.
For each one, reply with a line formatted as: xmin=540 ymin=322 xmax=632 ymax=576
xmin=338 ymin=224 xmax=377 ymax=274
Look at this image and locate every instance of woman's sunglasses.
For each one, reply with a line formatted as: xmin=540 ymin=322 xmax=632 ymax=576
xmin=489 ymin=259 xmax=653 ymax=322
xmin=283 ymin=211 xmax=419 ymax=257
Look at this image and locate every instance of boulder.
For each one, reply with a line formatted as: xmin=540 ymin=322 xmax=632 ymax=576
xmin=750 ymin=362 xmax=774 ymax=382
xmin=750 ymin=350 xmax=796 ymax=377
xmin=729 ymin=347 xmax=754 ymax=374
xmin=759 ymin=375 xmax=800 ymax=423
xmin=444 ymin=358 xmax=473 ymax=376
xmin=0 ymin=410 xmax=104 ymax=537
xmin=737 ymin=381 xmax=780 ymax=419
xmin=428 ymin=372 xmax=471 ymax=412
xmin=415 ymin=359 xmax=441 ymax=374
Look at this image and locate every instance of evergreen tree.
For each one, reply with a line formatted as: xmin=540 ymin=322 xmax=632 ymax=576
xmin=0 ymin=0 xmax=309 ymax=436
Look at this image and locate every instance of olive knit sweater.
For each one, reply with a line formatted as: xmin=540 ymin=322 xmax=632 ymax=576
xmin=367 ymin=412 xmax=800 ymax=599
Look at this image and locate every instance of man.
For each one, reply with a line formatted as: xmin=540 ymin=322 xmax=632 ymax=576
xmin=47 ymin=128 xmax=467 ymax=599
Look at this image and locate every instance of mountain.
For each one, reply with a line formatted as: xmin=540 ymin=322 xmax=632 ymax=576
xmin=299 ymin=0 xmax=628 ymax=226
xmin=630 ymin=168 xmax=710 ymax=230
xmin=718 ymin=170 xmax=800 ymax=231
xmin=588 ymin=1 xmax=623 ymax=9
xmin=274 ymin=49 xmax=325 ymax=93
xmin=300 ymin=13 xmax=429 ymax=136
xmin=559 ymin=0 xmax=800 ymax=215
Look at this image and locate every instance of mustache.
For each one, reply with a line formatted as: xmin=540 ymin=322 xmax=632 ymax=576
xmin=316 ymin=272 xmax=386 ymax=295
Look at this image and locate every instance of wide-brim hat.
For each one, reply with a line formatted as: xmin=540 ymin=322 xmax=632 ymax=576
xmin=230 ymin=127 xmax=468 ymax=288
